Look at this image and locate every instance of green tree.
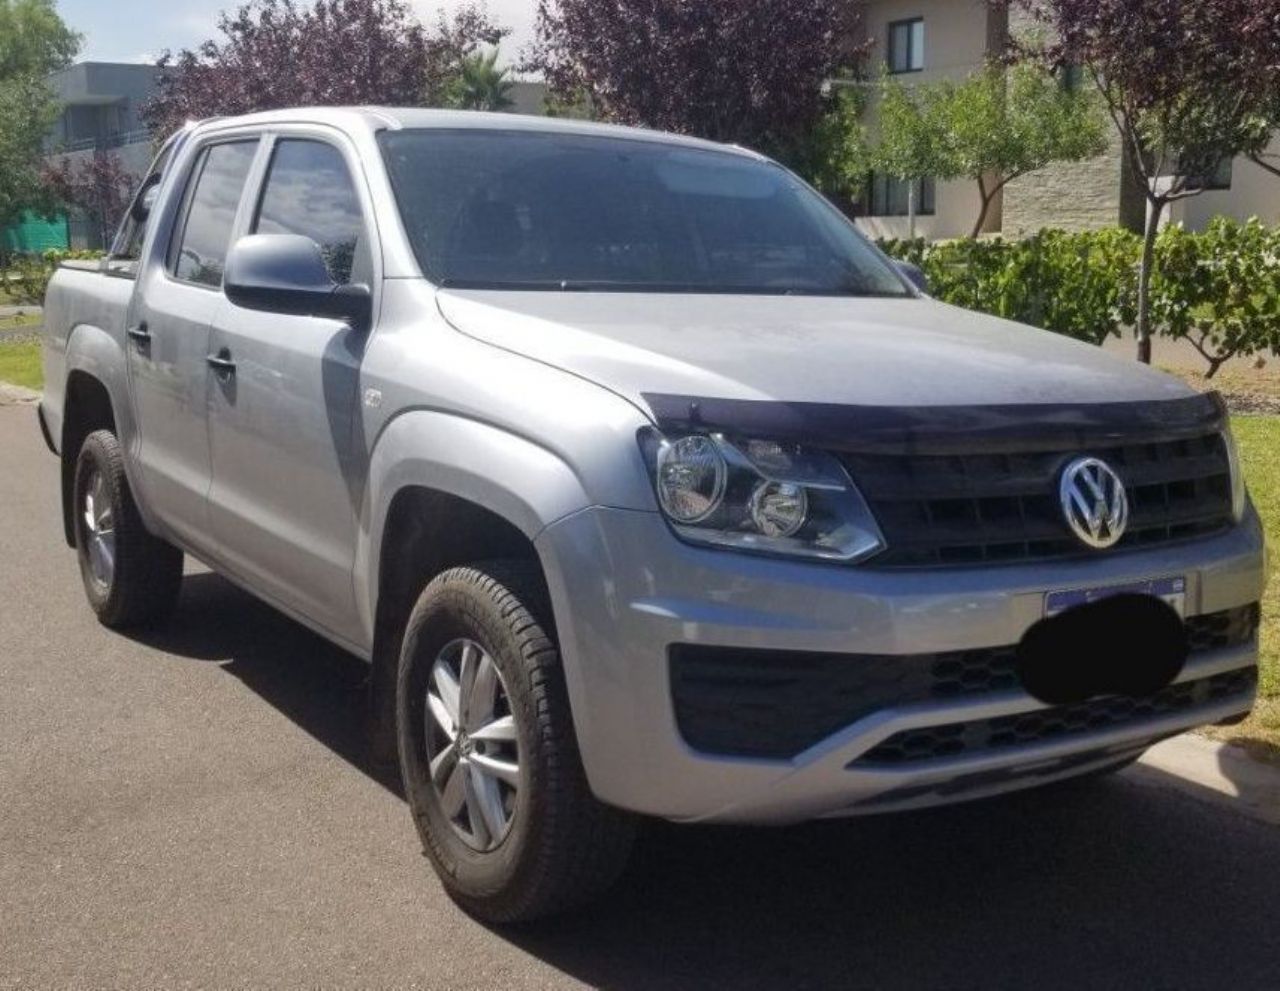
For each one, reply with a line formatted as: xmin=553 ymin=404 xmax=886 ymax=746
xmin=872 ymin=62 xmax=1107 ymax=238
xmin=444 ymin=48 xmax=515 ymax=112
xmin=789 ymin=83 xmax=873 ymax=210
xmin=938 ymin=63 xmax=1107 ymax=237
xmin=0 ymin=0 xmax=80 ymax=228
xmin=872 ymin=76 xmax=952 ymax=236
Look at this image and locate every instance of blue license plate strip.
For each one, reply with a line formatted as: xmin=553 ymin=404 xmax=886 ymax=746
xmin=1044 ymin=576 xmax=1186 ymax=618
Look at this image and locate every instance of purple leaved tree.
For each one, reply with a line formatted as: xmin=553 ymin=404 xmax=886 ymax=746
xmin=524 ymin=0 xmax=863 ymax=159
xmin=40 ymin=150 xmax=136 ymax=249
xmin=142 ymin=0 xmax=506 ymax=139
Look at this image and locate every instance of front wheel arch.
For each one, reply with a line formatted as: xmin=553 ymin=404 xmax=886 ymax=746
xmin=367 ymin=487 xmax=549 ymax=766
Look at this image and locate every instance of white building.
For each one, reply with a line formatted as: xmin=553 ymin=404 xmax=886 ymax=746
xmin=852 ymin=0 xmax=1280 ymax=240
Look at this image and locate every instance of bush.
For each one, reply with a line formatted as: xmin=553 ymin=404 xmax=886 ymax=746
xmin=5 ymin=248 xmax=104 ymax=305
xmin=1151 ymin=218 xmax=1280 ymax=378
xmin=877 ymin=222 xmax=1280 ymax=372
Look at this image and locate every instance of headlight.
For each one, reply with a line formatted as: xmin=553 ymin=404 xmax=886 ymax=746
xmin=656 ymin=434 xmax=726 ymax=522
xmin=639 ymin=429 xmax=885 ymax=562
xmin=1222 ymin=423 xmax=1248 ymax=522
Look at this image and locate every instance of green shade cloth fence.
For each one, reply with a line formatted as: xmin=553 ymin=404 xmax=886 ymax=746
xmin=1 ymin=212 xmax=69 ymax=254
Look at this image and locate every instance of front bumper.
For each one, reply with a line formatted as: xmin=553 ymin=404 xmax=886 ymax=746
xmin=536 ymin=506 xmax=1265 ymax=824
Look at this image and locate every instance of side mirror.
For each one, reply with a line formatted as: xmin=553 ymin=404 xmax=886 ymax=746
xmin=131 ymin=175 xmax=161 ymax=224
xmin=894 ymin=260 xmax=929 ymax=294
xmin=224 ymin=234 xmax=371 ymax=328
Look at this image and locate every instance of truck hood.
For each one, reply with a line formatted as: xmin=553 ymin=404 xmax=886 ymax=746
xmin=436 ymin=290 xmax=1193 ymax=414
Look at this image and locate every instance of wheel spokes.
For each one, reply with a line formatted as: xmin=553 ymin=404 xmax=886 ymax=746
xmin=469 ymin=752 xmax=520 ymax=788
xmin=438 ymin=757 xmax=467 ymax=819
xmin=426 ymin=690 xmax=456 ymax=741
xmin=465 ymin=765 xmax=506 ymax=847
xmin=429 ymin=741 xmax=457 ymax=784
xmin=471 ymin=714 xmax=515 ymax=743
xmin=466 ymin=651 xmax=500 ymax=732
xmin=430 ymin=660 xmax=461 ymax=736
xmin=423 ymin=638 xmax=522 ymax=853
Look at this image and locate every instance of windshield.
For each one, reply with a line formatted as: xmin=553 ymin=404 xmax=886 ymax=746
xmin=379 ymin=129 xmax=910 ymax=297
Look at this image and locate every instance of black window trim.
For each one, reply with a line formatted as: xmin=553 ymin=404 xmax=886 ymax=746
xmin=887 ymin=17 xmax=924 ymax=75
xmin=166 ymin=136 xmax=264 ymax=292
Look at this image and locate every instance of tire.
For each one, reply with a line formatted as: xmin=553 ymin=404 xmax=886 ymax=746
xmin=72 ymin=429 xmax=183 ymax=630
xmin=396 ymin=561 xmax=635 ymax=923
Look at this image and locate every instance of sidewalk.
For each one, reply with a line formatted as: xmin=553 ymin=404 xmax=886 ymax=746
xmin=1134 ymin=734 xmax=1280 ymax=826
xmin=0 ymin=304 xmax=41 ymax=319
xmin=0 ymin=382 xmax=40 ymax=406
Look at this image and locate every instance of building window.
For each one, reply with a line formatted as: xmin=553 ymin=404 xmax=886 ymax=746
xmin=888 ymin=18 xmax=925 ymax=73
xmin=1058 ymin=64 xmax=1085 ymax=92
xmin=1202 ymin=157 xmax=1234 ymax=191
xmin=869 ymin=174 xmax=935 ymax=216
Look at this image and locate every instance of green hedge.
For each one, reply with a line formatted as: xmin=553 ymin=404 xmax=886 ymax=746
xmin=878 ymin=219 xmax=1280 ymax=375
xmin=4 ymin=249 xmax=104 ymax=305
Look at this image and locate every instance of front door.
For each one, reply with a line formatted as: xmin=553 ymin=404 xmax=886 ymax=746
xmin=206 ymin=136 xmax=374 ymax=644
xmin=127 ymin=138 xmax=261 ymax=550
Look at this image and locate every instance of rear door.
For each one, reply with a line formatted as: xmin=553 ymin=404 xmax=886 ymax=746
xmin=127 ymin=138 xmax=261 ymax=550
xmin=205 ymin=133 xmax=375 ymax=644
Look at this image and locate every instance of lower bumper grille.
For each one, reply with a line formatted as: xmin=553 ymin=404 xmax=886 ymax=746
xmin=669 ymin=604 xmax=1258 ymax=760
xmin=854 ymin=666 xmax=1256 ymax=766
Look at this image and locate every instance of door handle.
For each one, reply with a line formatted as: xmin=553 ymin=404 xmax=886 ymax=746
xmin=126 ymin=322 xmax=151 ymax=345
xmin=206 ymin=348 xmax=236 ymax=378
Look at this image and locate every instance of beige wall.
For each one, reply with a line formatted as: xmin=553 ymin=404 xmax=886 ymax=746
xmin=860 ymin=0 xmax=992 ymax=83
xmin=1002 ymin=129 xmax=1127 ymax=236
xmin=853 ymin=0 xmax=996 ymax=239
xmin=1170 ymin=140 xmax=1280 ymax=229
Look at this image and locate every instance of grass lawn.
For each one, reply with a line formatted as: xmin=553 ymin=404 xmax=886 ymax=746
xmin=0 ymin=311 xmax=41 ymax=331
xmin=1204 ymin=415 xmax=1280 ymax=759
xmin=0 ymin=340 xmax=42 ymax=390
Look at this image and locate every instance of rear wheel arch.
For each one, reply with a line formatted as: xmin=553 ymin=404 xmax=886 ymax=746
xmin=59 ymin=371 xmax=118 ymax=547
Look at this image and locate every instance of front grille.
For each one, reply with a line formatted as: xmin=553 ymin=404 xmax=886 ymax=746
xmin=842 ymin=433 xmax=1234 ymax=568
xmin=669 ymin=604 xmax=1258 ymax=760
xmin=855 ymin=666 xmax=1257 ymax=766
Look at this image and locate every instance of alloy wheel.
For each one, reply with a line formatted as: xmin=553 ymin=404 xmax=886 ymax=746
xmin=423 ymin=638 xmax=522 ymax=852
xmin=81 ymin=468 xmax=116 ymax=591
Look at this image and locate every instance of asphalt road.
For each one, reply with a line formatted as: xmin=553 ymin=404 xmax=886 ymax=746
xmin=3 ymin=401 xmax=1280 ymax=989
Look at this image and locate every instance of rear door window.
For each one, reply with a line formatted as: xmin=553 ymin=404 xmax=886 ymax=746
xmin=252 ymin=139 xmax=370 ymax=285
xmin=172 ymin=140 xmax=259 ymax=288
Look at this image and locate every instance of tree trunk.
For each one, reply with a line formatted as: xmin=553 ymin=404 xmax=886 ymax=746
xmin=971 ymin=178 xmax=993 ymax=239
xmin=1135 ymin=198 xmax=1165 ymax=365
xmin=1248 ymin=153 xmax=1280 ymax=180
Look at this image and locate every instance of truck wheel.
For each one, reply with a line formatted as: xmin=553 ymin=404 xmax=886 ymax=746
xmin=396 ymin=561 xmax=635 ymax=923
xmin=72 ymin=429 xmax=183 ymax=629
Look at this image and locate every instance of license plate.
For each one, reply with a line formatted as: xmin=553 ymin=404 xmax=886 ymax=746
xmin=1044 ymin=576 xmax=1186 ymax=618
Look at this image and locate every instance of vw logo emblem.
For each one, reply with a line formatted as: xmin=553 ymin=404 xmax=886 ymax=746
xmin=1059 ymin=456 xmax=1129 ymax=549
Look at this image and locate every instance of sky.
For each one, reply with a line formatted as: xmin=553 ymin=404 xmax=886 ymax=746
xmin=56 ymin=0 xmax=537 ymax=67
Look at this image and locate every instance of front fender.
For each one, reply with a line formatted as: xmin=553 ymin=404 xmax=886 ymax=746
xmin=354 ymin=409 xmax=595 ymax=645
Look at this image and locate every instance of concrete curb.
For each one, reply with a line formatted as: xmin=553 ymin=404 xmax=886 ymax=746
xmin=0 ymin=383 xmax=40 ymax=406
xmin=1133 ymin=734 xmax=1280 ymax=827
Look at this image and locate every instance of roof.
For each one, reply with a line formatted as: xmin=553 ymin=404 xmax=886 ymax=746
xmin=192 ymin=106 xmax=763 ymax=159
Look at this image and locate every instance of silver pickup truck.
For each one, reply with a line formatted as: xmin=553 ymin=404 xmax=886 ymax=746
xmin=40 ymin=108 xmax=1266 ymax=922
